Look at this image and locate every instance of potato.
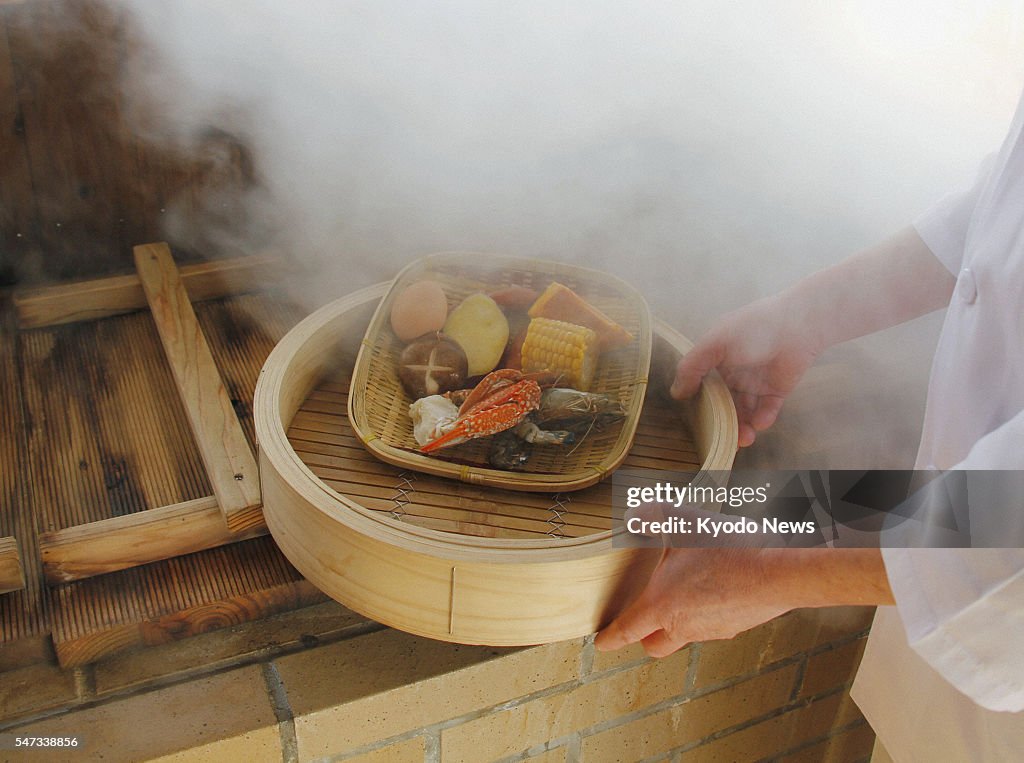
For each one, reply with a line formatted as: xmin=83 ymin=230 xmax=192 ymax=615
xmin=443 ymin=293 xmax=510 ymax=376
xmin=390 ymin=280 xmax=448 ymax=342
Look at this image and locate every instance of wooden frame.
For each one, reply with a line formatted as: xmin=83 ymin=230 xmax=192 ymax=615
xmin=13 ymin=252 xmax=283 ymax=329
xmin=133 ymin=243 xmax=262 ymax=532
xmin=255 ymin=283 xmax=738 ymax=646
xmin=38 ymin=498 xmax=266 ymax=585
xmin=21 ymin=245 xmax=277 ymax=584
xmin=0 ymin=536 xmax=25 ymax=595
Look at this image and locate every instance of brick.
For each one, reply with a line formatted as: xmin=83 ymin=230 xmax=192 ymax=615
xmin=94 ymin=601 xmax=371 ymax=696
xmin=525 ymin=747 xmax=569 ymax=763
xmin=590 ymin=640 xmax=651 ymax=674
xmin=688 ymin=606 xmax=874 ymax=693
xmin=679 ymin=689 xmax=863 ymax=762
xmin=276 ymin=630 xmax=581 ymax=759
xmin=342 ymin=735 xmax=427 ymax=763
xmin=0 ymin=662 xmax=80 ymax=724
xmin=6 ymin=665 xmax=280 ymax=762
xmin=692 ymin=622 xmax=775 ymax=689
xmin=763 ymin=607 xmax=874 ymax=664
xmin=780 ymin=721 xmax=876 ymax=763
xmin=147 ymin=729 xmax=283 ymax=763
xmin=798 ymin=638 xmax=866 ymax=698
xmin=692 ymin=606 xmax=872 ymax=690
xmin=441 ymin=649 xmax=688 ymax=762
xmin=579 ymin=664 xmax=798 ymax=763
xmin=822 ymin=689 xmax=865 ymax=730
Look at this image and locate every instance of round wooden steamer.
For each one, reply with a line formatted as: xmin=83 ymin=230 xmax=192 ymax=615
xmin=255 ymin=283 xmax=737 ymax=646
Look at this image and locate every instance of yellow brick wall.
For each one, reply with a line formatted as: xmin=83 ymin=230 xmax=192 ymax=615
xmin=7 ymin=606 xmax=876 ymax=762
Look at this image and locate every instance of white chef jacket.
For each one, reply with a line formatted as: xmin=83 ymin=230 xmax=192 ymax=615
xmin=850 ymin=91 xmax=1024 ymax=760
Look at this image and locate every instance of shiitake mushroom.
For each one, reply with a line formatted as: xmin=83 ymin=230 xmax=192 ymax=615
xmin=398 ymin=333 xmax=468 ymax=399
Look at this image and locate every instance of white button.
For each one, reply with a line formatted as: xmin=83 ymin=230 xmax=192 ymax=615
xmin=956 ymin=267 xmax=977 ymax=305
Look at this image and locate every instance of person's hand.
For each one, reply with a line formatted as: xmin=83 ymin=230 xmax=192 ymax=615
xmin=594 ymin=548 xmax=789 ymax=657
xmin=671 ymin=295 xmax=821 ymax=447
xmin=594 ymin=547 xmax=892 ymax=657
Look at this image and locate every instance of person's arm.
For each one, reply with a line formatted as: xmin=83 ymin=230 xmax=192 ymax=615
xmin=595 ymin=547 xmax=893 ymax=657
xmin=597 ymin=157 xmax=995 ymax=662
xmin=780 ymin=226 xmax=956 ymax=351
xmin=596 ymin=227 xmax=961 ymax=657
xmin=671 ymin=226 xmax=956 ymax=446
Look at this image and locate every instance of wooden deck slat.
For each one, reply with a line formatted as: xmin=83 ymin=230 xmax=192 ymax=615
xmin=1 ymin=304 xmax=50 ymax=668
xmin=38 ymin=497 xmax=269 ymax=585
xmin=50 ymin=538 xmax=326 ymax=668
xmin=0 ymin=537 xmax=25 ymax=595
xmin=13 ymin=254 xmax=286 ymax=329
xmin=133 ymin=243 xmax=262 ymax=532
xmin=17 ymin=314 xmax=214 ymax=530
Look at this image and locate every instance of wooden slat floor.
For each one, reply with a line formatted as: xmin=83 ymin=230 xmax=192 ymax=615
xmin=1 ymin=290 xmax=339 ymax=668
xmin=0 ymin=304 xmax=48 ymax=668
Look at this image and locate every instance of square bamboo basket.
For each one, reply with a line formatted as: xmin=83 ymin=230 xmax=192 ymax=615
xmin=254 ymin=262 xmax=737 ymax=646
xmin=347 ymin=252 xmax=653 ymax=491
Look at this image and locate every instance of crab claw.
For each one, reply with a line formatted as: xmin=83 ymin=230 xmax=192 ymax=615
xmin=455 ymin=369 xmax=524 ymax=416
xmin=419 ymin=399 xmax=533 ymax=452
xmin=420 ymin=375 xmax=542 ymax=453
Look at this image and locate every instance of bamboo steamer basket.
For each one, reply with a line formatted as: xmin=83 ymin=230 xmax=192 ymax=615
xmin=255 ymin=275 xmax=737 ymax=646
xmin=349 ymin=253 xmax=654 ymax=491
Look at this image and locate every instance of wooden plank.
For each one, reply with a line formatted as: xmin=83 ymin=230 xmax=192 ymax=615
xmin=26 ymin=292 xmax=299 ymax=584
xmin=133 ymin=243 xmax=262 ymax=531
xmin=0 ymin=302 xmax=49 ymax=668
xmin=54 ymin=580 xmax=325 ymax=668
xmin=0 ymin=536 xmax=25 ymax=594
xmin=17 ymin=311 xmax=210 ymax=532
xmin=14 ymin=290 xmax=314 ymax=670
xmin=13 ymin=253 xmax=284 ymax=329
xmin=49 ymin=536 xmax=327 ymax=668
xmin=38 ymin=497 xmax=269 ymax=585
xmin=193 ymin=291 xmax=307 ymax=452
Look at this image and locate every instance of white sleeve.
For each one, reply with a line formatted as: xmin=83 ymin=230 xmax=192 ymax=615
xmin=913 ymin=153 xmax=997 ymax=274
xmin=882 ymin=410 xmax=1024 ymax=712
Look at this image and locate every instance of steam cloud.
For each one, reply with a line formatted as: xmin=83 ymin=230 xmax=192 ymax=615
xmin=114 ymin=1 xmax=1024 ymax=466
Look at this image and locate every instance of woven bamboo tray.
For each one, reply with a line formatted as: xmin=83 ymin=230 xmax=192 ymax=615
xmin=347 ymin=252 xmax=653 ymax=491
xmin=255 ymin=281 xmax=737 ymax=646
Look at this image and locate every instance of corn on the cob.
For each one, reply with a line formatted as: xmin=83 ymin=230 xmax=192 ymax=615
xmin=520 ymin=317 xmax=599 ymax=391
xmin=528 ymin=282 xmax=634 ymax=350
